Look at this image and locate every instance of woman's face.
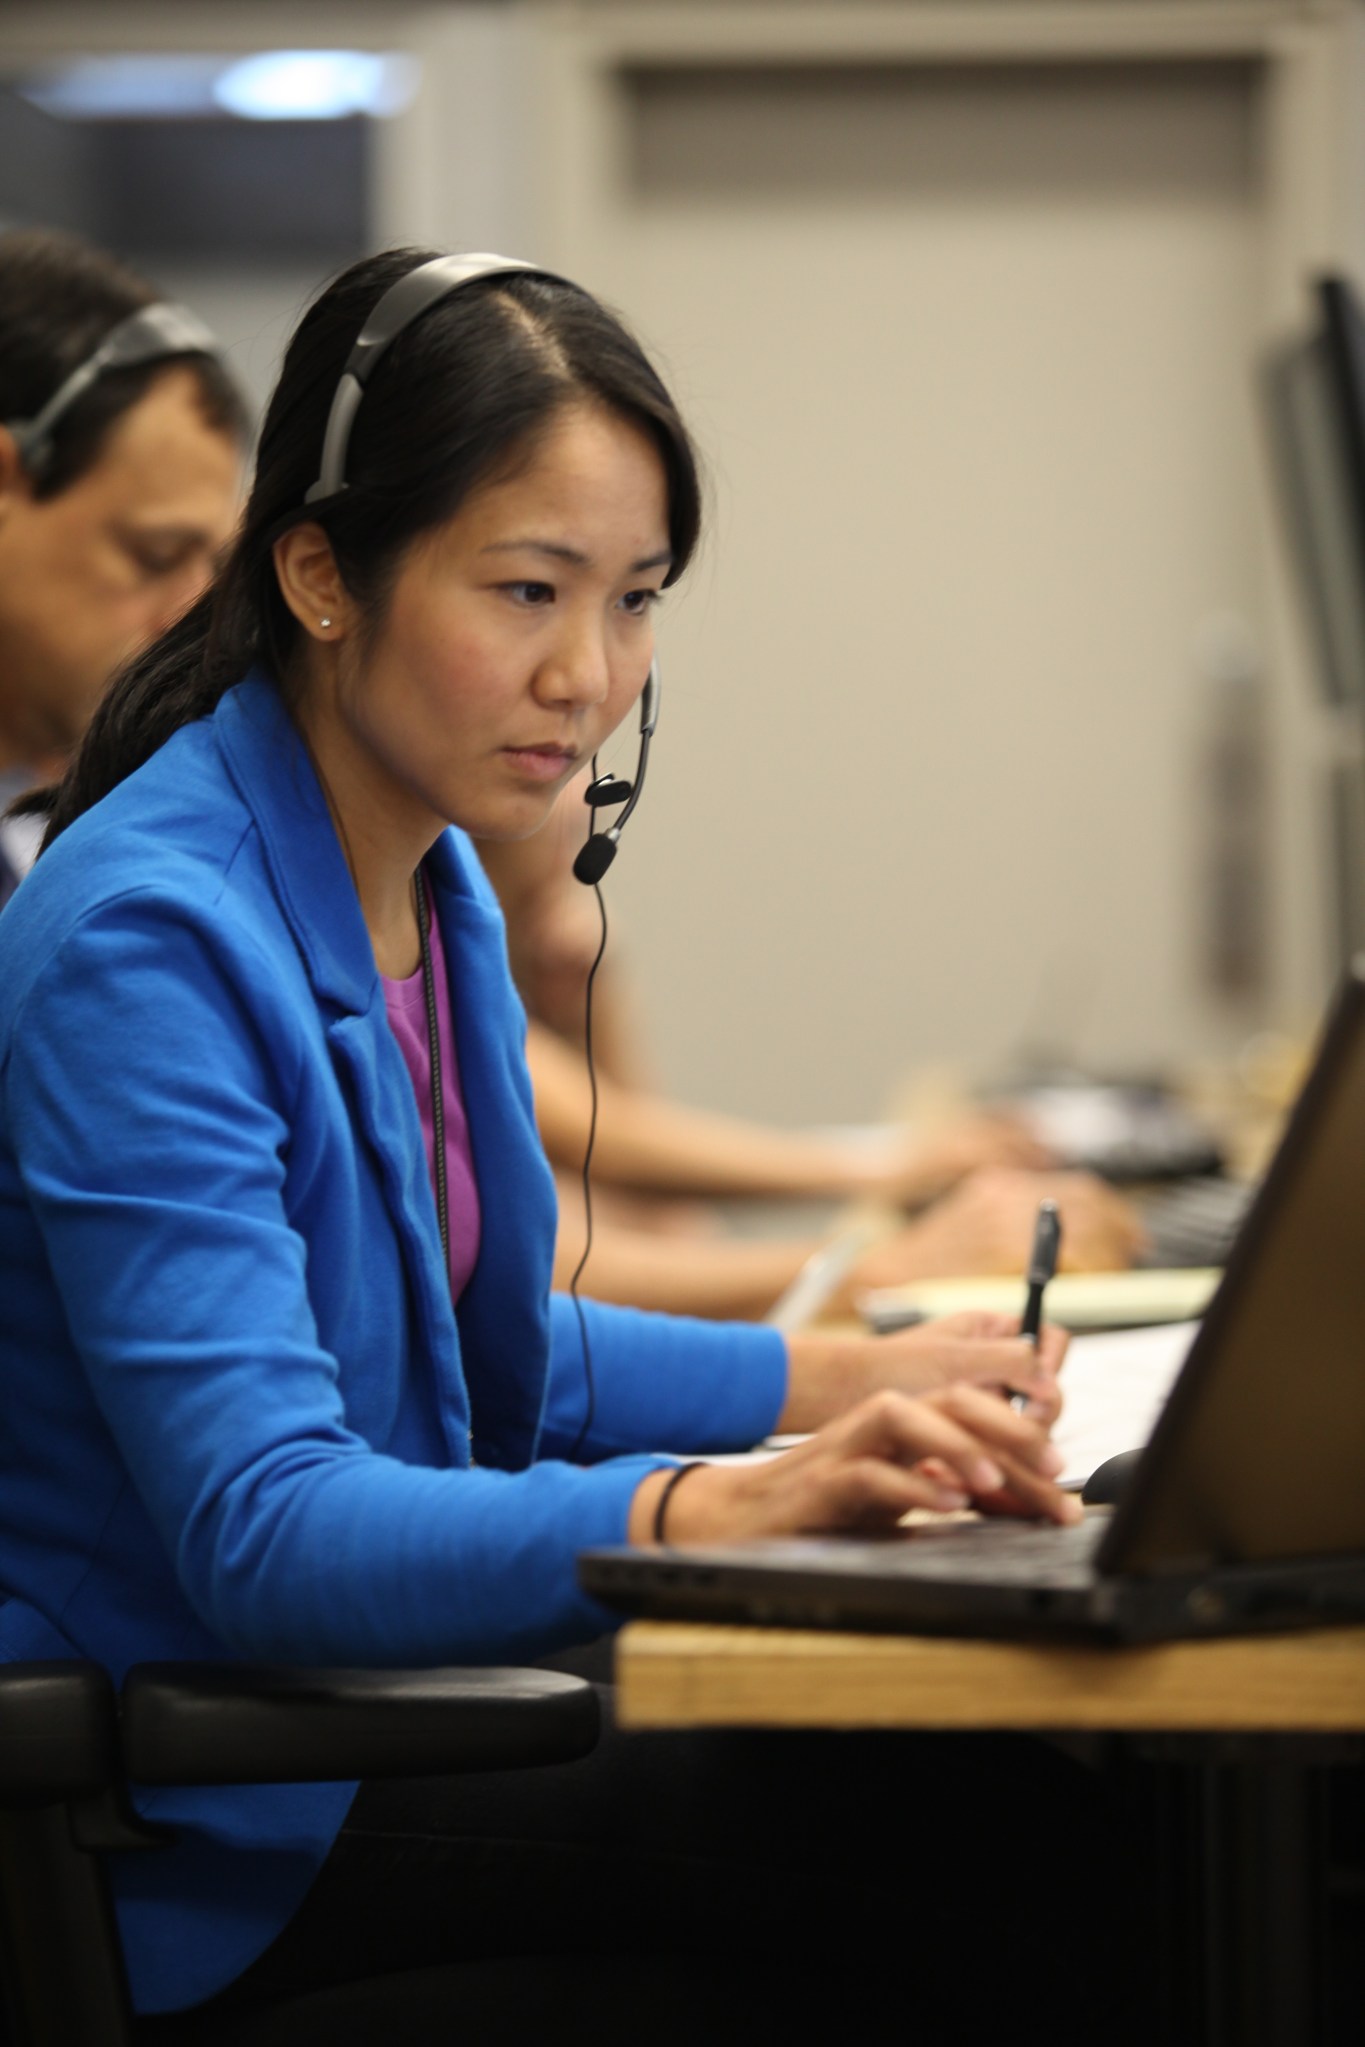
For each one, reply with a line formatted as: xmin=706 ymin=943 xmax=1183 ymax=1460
xmin=315 ymin=403 xmax=672 ymax=851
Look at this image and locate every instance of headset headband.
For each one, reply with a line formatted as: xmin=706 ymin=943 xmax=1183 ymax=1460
xmin=7 ymin=302 xmax=223 ymax=481
xmin=305 ymin=252 xmax=573 ymax=506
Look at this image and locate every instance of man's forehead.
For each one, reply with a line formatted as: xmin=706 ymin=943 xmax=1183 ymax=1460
xmin=81 ymin=371 xmax=242 ymax=524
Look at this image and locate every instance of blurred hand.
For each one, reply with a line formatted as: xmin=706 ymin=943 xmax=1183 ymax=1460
xmin=850 ymin=1165 xmax=1148 ymax=1291
xmin=881 ymin=1113 xmax=1054 ymax=1208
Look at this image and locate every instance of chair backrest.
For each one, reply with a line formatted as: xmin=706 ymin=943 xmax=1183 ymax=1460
xmin=0 ymin=1662 xmax=136 ymax=2047
xmin=0 ymin=1653 xmax=602 ymax=2043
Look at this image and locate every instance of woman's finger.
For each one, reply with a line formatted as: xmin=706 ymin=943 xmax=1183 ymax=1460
xmin=737 ymin=1435 xmax=974 ymax=1536
xmin=814 ymin=1456 xmax=972 ymax=1527
xmin=926 ymin=1385 xmax=1080 ymax=1523
xmin=888 ymin=1327 xmax=1067 ymax=1423
xmin=823 ymin=1388 xmax=1055 ymax=1508
xmin=748 ymin=1381 xmax=1080 ymax=1537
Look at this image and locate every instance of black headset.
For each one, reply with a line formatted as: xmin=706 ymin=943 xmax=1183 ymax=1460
xmin=305 ymin=251 xmax=660 ymax=887
xmin=572 ymin=659 xmax=660 ymax=886
xmin=6 ymin=301 xmax=224 ymax=484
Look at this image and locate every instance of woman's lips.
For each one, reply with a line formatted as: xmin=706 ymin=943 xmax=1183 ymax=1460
xmin=502 ymin=745 xmax=577 ymax=783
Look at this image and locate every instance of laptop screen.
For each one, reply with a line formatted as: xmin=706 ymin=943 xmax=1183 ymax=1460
xmin=1102 ymin=966 xmax=1365 ymax=1576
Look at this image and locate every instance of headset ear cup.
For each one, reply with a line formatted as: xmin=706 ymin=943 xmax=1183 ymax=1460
xmin=573 ymin=833 xmax=618 ymax=886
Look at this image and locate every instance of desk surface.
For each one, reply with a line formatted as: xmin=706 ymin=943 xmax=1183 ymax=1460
xmin=615 ymin=1621 xmax=1365 ymax=1733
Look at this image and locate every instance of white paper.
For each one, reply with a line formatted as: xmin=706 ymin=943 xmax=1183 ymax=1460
xmin=1051 ymin=1320 xmax=1199 ymax=1488
xmin=695 ymin=1328 xmax=1198 ymax=1489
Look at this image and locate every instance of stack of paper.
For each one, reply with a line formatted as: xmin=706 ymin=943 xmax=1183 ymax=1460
xmin=858 ymin=1266 xmax=1221 ymax=1334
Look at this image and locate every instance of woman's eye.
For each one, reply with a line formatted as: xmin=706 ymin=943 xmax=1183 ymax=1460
xmin=502 ymin=581 xmax=555 ymax=606
xmin=620 ymin=588 xmax=662 ymax=617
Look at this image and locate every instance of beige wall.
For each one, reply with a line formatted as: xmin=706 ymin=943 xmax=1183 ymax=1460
xmin=547 ymin=55 xmax=1270 ymax=1122
xmin=504 ymin=5 xmax=1365 ymax=1125
xmin=8 ymin=0 xmax=1365 ymax=1127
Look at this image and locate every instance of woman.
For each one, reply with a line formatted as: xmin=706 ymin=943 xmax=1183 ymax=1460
xmin=0 ymin=250 xmax=1117 ymax=2032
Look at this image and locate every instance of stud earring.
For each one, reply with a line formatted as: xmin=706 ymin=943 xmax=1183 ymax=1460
xmin=319 ymin=617 xmax=332 ymax=630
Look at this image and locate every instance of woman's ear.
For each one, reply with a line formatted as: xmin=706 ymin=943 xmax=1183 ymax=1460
xmin=273 ymin=522 xmax=352 ymax=644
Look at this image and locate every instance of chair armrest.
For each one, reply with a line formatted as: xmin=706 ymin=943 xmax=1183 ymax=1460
xmin=120 ymin=1664 xmax=600 ymax=1785
xmin=0 ymin=1662 xmax=120 ymax=1805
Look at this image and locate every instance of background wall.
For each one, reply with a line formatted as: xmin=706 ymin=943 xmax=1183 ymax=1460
xmin=5 ymin=0 xmax=1365 ymax=1128
xmin=544 ymin=53 xmax=1272 ymax=1120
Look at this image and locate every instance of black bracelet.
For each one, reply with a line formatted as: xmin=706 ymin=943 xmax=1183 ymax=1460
xmin=653 ymin=1461 xmax=703 ymax=1545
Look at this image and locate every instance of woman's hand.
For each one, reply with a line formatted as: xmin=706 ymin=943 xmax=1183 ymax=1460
xmin=627 ymin=1383 xmax=1080 ymax=1546
xmin=781 ymin=1311 xmax=1068 ymax=1433
xmin=849 ymin=1165 xmax=1146 ymax=1292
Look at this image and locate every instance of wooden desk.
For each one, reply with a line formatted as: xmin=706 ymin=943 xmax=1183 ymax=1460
xmin=615 ymin=1621 xmax=1365 ymax=2046
xmin=615 ymin=1620 xmax=1365 ymax=1734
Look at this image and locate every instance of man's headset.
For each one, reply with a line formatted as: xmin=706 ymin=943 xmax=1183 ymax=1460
xmin=5 ymin=302 xmax=224 ymax=484
xmin=304 ymin=251 xmax=660 ymax=888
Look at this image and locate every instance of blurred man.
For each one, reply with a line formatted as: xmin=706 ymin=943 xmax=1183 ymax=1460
xmin=0 ymin=229 xmax=246 ymax=903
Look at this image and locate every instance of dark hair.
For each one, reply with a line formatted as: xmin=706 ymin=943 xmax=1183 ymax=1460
xmin=39 ymin=246 xmax=701 ymax=848
xmin=0 ymin=228 xmax=248 ymax=499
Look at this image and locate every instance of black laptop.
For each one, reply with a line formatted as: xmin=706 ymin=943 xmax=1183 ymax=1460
xmin=579 ymin=964 xmax=1365 ymax=1643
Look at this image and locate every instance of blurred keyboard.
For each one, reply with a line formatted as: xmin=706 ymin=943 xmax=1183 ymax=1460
xmin=1007 ymin=1082 xmax=1226 ymax=1183
xmin=1137 ymin=1175 xmax=1255 ymax=1269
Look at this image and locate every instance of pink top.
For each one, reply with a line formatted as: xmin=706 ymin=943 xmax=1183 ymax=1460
xmin=380 ymin=901 xmax=481 ymax=1304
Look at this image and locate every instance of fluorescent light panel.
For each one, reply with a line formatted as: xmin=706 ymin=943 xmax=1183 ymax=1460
xmin=15 ymin=51 xmax=418 ymax=122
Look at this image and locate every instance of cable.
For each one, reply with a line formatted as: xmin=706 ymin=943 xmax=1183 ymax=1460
xmin=565 ymin=791 xmax=610 ymax=1462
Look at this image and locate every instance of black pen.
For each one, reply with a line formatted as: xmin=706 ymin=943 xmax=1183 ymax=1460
xmin=1010 ymin=1199 xmax=1062 ymax=1411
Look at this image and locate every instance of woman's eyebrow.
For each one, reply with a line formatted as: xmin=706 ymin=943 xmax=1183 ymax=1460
xmin=480 ymin=539 xmax=673 ymax=573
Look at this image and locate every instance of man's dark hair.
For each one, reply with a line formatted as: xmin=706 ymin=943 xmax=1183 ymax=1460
xmin=0 ymin=227 xmax=248 ymax=500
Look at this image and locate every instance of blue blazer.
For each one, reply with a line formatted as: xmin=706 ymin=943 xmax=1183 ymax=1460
xmin=0 ymin=676 xmax=786 ymax=2011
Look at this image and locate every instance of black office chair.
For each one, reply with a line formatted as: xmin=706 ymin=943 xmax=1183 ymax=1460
xmin=0 ymin=1656 xmax=599 ymax=2045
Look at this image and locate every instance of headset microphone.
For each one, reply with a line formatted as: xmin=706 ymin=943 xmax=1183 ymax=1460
xmin=572 ymin=660 xmax=660 ymax=885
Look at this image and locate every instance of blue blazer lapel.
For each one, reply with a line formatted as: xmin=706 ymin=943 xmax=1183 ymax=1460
xmin=324 ymin=1006 xmax=468 ymax=1446
xmin=426 ymin=832 xmax=558 ymax=1470
xmin=215 ymin=677 xmax=470 ymax=1455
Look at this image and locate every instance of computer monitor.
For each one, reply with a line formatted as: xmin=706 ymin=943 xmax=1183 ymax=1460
xmin=1263 ymin=276 xmax=1365 ymax=711
xmin=1262 ymin=274 xmax=1365 ymax=962
xmin=1325 ymin=749 xmax=1365 ymax=963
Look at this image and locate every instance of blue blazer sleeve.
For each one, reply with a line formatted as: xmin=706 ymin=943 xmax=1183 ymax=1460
xmin=6 ymin=894 xmax=664 ymax=1667
xmin=539 ymin=1295 xmax=788 ymax=1461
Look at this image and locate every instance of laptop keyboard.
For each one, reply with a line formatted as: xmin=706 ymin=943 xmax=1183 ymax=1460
xmin=890 ymin=1513 xmax=1107 ymax=1586
xmin=737 ymin=1514 xmax=1109 ymax=1589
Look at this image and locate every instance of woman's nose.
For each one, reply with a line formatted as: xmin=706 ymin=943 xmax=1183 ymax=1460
xmin=536 ymin=622 xmax=611 ymax=708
